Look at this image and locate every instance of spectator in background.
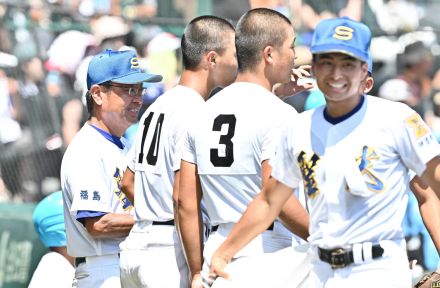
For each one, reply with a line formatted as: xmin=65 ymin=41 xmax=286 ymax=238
xmin=118 ymin=0 xmax=158 ymax=19
xmin=379 ymin=41 xmax=433 ymax=118
xmin=0 ymin=68 xmax=32 ymax=200
xmin=16 ymin=55 xmax=65 ymax=200
xmin=144 ymin=32 xmax=181 ymax=91
xmin=46 ymin=30 xmax=96 ymax=148
xmin=298 ymin=0 xmax=379 ymax=45
xmin=28 ymin=190 xmax=74 ymax=288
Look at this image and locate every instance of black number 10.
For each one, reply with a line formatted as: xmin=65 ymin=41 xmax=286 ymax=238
xmin=138 ymin=112 xmax=165 ymax=165
xmin=210 ymin=114 xmax=236 ymax=167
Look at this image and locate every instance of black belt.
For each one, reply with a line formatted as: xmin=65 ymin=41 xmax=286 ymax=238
xmin=75 ymin=257 xmax=86 ymax=267
xmin=152 ymin=219 xmax=175 ymax=226
xmin=211 ymin=222 xmax=274 ymax=233
xmin=74 ymin=253 xmax=120 ymax=267
xmin=318 ymin=245 xmax=384 ymax=269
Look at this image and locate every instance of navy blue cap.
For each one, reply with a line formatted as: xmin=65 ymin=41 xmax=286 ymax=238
xmin=87 ymin=49 xmax=162 ymax=89
xmin=311 ymin=17 xmax=371 ymax=63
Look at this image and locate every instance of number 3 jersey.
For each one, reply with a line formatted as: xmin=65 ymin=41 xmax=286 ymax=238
xmin=129 ymin=85 xmax=205 ymax=229
xmin=271 ymin=95 xmax=440 ymax=248
xmin=182 ymin=82 xmax=298 ymax=225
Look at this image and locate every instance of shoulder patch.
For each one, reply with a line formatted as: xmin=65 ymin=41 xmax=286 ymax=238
xmin=405 ymin=113 xmax=429 ymax=140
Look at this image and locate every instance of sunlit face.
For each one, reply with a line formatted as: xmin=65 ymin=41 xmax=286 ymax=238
xmin=312 ymin=53 xmax=368 ymax=104
xmin=214 ymin=31 xmax=238 ymax=88
xmin=271 ymin=26 xmax=296 ymax=84
xmin=100 ymin=82 xmax=143 ymax=135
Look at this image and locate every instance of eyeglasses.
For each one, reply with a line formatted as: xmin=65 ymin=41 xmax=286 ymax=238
xmin=107 ymin=83 xmax=146 ymax=97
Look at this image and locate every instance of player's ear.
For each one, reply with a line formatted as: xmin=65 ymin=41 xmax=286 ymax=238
xmin=364 ymin=76 xmax=374 ymax=94
xmin=206 ymin=51 xmax=217 ymax=69
xmin=90 ymin=85 xmax=104 ymax=106
xmin=263 ymin=46 xmax=274 ymax=64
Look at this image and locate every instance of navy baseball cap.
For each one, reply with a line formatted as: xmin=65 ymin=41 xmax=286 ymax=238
xmin=311 ymin=17 xmax=371 ymax=63
xmin=87 ymin=49 xmax=162 ymax=89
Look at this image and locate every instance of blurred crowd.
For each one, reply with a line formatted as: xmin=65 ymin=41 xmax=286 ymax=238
xmin=1 ymin=0 xmax=440 ymax=276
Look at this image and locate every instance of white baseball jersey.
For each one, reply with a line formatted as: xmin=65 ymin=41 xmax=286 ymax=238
xmin=271 ymin=95 xmax=440 ymax=248
xmin=61 ymin=123 xmax=132 ymax=257
xmin=128 ymin=85 xmax=205 ymax=229
xmin=120 ymin=85 xmax=203 ymax=288
xmin=28 ymin=251 xmax=74 ymax=288
xmin=182 ymin=82 xmax=298 ymax=225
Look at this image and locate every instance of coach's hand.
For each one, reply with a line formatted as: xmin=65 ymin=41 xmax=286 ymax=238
xmin=209 ymin=253 xmax=231 ymax=282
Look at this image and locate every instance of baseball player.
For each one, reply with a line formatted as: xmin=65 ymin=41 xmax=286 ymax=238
xmin=118 ymin=16 xmax=237 ymax=288
xmin=29 ymin=191 xmax=74 ymax=288
xmin=177 ymin=8 xmax=312 ymax=288
xmin=209 ymin=17 xmax=440 ymax=288
xmin=61 ymin=49 xmax=162 ymax=288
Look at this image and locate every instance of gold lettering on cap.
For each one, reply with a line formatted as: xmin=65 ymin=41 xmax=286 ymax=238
xmin=333 ymin=26 xmax=353 ymax=41
xmin=130 ymin=57 xmax=140 ymax=69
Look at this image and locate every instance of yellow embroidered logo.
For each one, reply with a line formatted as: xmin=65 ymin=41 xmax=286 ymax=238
xmin=297 ymin=151 xmax=320 ymax=199
xmin=130 ymin=57 xmax=140 ymax=69
xmin=333 ymin=26 xmax=354 ymax=41
xmin=113 ymin=167 xmax=133 ymax=212
xmin=405 ymin=113 xmax=429 ymax=139
xmin=432 ymin=279 xmax=440 ymax=288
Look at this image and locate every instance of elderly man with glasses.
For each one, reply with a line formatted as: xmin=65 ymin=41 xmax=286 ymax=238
xmin=61 ymin=49 xmax=162 ymax=288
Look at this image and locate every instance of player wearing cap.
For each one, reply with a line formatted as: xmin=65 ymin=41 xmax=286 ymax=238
xmin=29 ymin=191 xmax=74 ymax=288
xmin=209 ymin=17 xmax=440 ymax=287
xmin=177 ymin=8 xmax=312 ymax=288
xmin=60 ymin=49 xmax=162 ymax=288
xmin=118 ymin=16 xmax=237 ymax=288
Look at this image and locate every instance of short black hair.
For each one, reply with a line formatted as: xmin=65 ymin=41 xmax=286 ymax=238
xmin=235 ymin=8 xmax=292 ymax=72
xmin=181 ymin=15 xmax=235 ymax=69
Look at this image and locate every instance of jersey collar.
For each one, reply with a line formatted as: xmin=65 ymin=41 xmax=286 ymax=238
xmin=323 ymin=95 xmax=365 ymax=125
xmin=89 ymin=124 xmax=125 ymax=149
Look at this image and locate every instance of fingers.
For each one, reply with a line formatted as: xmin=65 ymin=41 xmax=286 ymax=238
xmin=191 ymin=273 xmax=203 ymax=288
xmin=209 ymin=265 xmax=230 ymax=281
xmin=291 ymin=65 xmax=312 ymax=80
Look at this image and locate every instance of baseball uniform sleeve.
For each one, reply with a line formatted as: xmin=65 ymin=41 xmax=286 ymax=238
xmin=270 ymin=121 xmax=303 ymax=189
xmin=126 ymin=143 xmax=136 ymax=172
xmin=260 ymin=105 xmax=297 ymax=163
xmin=180 ymin=128 xmax=197 ymax=165
xmin=394 ymin=107 xmax=440 ymax=176
xmin=69 ymin=155 xmax=114 ymax=214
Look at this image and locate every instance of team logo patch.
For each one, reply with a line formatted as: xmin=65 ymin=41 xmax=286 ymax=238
xmin=113 ymin=168 xmax=133 ymax=211
xmin=130 ymin=57 xmax=140 ymax=69
xmin=333 ymin=26 xmax=354 ymax=41
xmin=297 ymin=151 xmax=320 ymax=199
xmin=405 ymin=113 xmax=429 ymax=140
xmin=355 ymin=146 xmax=384 ymax=193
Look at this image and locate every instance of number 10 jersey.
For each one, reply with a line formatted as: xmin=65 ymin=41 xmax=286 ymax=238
xmin=129 ymin=85 xmax=205 ymax=227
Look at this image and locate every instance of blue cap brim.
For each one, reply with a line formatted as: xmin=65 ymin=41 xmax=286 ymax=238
xmin=112 ymin=72 xmax=163 ymax=85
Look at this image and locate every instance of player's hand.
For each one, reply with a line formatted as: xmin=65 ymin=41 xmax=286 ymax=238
xmin=209 ymin=252 xmax=231 ymax=281
xmin=273 ymin=65 xmax=314 ymax=99
xmin=191 ymin=273 xmax=203 ymax=288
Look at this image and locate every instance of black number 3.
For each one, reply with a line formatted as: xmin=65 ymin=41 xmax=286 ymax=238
xmin=138 ymin=112 xmax=165 ymax=165
xmin=210 ymin=114 xmax=236 ymax=167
